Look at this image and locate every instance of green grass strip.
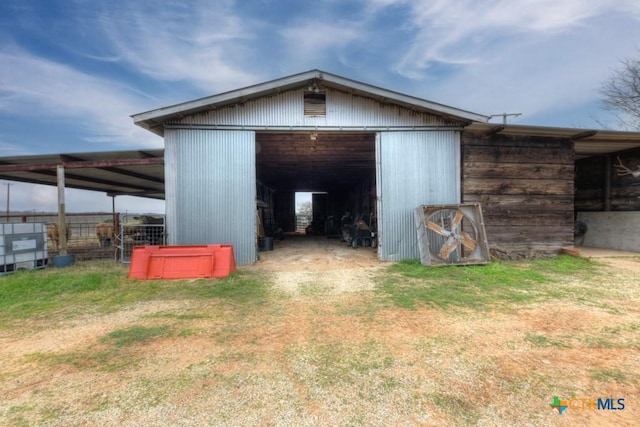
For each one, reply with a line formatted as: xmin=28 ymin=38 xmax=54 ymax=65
xmin=376 ymin=255 xmax=600 ymax=310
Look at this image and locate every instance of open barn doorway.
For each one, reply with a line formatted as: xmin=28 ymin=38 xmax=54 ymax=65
xmin=296 ymin=192 xmax=337 ymax=236
xmin=295 ymin=192 xmax=313 ymax=233
xmin=256 ymin=132 xmax=378 ymax=257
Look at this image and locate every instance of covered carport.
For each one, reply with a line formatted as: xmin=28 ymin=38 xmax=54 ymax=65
xmin=0 ymin=149 xmax=164 ymax=199
xmin=0 ymin=149 xmax=164 ymax=261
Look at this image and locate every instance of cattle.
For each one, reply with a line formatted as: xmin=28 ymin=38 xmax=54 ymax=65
xmin=95 ymin=222 xmax=115 ymax=248
xmin=47 ymin=223 xmax=72 ymax=251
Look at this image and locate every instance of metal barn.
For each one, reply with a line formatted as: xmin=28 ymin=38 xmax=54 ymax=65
xmin=3 ymin=71 xmax=640 ymax=262
xmin=133 ymin=70 xmax=487 ymax=265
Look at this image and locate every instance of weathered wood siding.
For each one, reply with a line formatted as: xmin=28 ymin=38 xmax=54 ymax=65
xmin=575 ymin=150 xmax=640 ymax=211
xmin=462 ymin=134 xmax=574 ymax=258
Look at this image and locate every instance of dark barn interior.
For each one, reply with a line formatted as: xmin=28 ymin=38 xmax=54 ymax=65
xmin=575 ymin=148 xmax=640 ymax=212
xmin=255 ymin=132 xmax=377 ymax=238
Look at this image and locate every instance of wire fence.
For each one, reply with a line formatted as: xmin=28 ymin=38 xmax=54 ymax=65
xmin=2 ymin=212 xmax=165 ymax=263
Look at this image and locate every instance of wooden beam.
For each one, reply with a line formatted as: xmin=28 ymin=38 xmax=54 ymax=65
xmin=571 ymin=130 xmax=597 ymax=140
xmin=57 ymin=165 xmax=68 ymax=256
xmin=0 ymin=157 xmax=163 ymax=172
xmin=484 ymin=126 xmax=505 ymax=137
xmin=61 ymin=154 xmax=165 ymax=184
xmin=0 ymin=167 xmax=163 ymax=195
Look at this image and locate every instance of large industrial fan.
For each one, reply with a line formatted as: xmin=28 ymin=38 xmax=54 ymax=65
xmin=414 ymin=204 xmax=490 ymax=266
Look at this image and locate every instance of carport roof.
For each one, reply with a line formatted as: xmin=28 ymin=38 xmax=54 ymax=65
xmin=464 ymin=122 xmax=640 ymax=159
xmin=0 ymin=149 xmax=164 ymax=200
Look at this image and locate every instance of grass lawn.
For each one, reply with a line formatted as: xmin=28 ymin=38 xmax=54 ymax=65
xmin=0 ymin=256 xmax=638 ymax=426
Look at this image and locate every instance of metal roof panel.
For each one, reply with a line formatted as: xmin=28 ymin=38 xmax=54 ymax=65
xmin=0 ymin=149 xmax=165 ymax=199
xmin=132 ymin=69 xmax=489 ymax=135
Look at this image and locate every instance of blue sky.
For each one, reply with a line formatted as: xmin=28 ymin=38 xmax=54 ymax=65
xmin=1 ymin=0 xmax=640 ymax=213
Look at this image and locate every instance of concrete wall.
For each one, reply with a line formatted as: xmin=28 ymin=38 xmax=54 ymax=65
xmin=577 ymin=211 xmax=640 ymax=252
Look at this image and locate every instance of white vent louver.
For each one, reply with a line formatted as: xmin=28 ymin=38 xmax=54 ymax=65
xmin=304 ymin=92 xmax=326 ymax=116
xmin=414 ymin=204 xmax=490 ymax=266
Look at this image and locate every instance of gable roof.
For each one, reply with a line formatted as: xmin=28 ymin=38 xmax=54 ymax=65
xmin=132 ymin=69 xmax=489 ymax=136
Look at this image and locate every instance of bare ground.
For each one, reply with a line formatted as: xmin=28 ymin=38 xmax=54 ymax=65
xmin=0 ymin=238 xmax=639 ymax=426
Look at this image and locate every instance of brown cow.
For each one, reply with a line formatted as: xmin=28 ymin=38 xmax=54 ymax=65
xmin=47 ymin=223 xmax=71 ymax=251
xmin=95 ymin=222 xmax=114 ymax=247
xmin=96 ymin=222 xmax=113 ymax=248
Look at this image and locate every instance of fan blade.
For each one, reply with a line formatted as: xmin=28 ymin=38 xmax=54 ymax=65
xmin=427 ymin=221 xmax=449 ymax=237
xmin=451 ymin=211 xmax=464 ymax=231
xmin=439 ymin=238 xmax=458 ymax=259
xmin=460 ymin=231 xmax=477 ymax=252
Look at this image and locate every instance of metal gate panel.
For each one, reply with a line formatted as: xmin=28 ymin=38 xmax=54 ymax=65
xmin=118 ymin=214 xmax=165 ymax=263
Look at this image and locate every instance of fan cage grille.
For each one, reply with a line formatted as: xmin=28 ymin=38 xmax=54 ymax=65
xmin=426 ymin=209 xmax=479 ymax=262
xmin=414 ymin=204 xmax=490 ymax=266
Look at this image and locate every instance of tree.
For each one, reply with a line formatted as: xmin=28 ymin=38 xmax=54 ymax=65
xmin=601 ymin=53 xmax=640 ymax=131
xmin=296 ymin=199 xmax=312 ymax=215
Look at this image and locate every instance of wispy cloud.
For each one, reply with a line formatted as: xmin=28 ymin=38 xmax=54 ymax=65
xmin=279 ymin=20 xmax=363 ymax=71
xmin=0 ymin=141 xmax=24 ymax=156
xmin=390 ymin=0 xmax=635 ymax=78
xmin=94 ymin=0 xmax=260 ymax=93
xmin=356 ymin=0 xmax=640 ymax=126
xmin=0 ymin=46 xmax=161 ymax=150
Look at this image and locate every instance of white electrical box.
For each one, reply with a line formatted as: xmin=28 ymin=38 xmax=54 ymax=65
xmin=0 ymin=223 xmax=48 ymax=276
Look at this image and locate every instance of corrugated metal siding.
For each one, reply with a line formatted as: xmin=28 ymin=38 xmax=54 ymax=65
xmin=178 ymin=88 xmax=449 ymax=128
xmin=164 ymin=129 xmax=256 ymax=265
xmin=377 ymin=131 xmax=460 ymax=261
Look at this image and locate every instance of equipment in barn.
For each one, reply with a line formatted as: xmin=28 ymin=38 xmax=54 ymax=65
xmin=0 ymin=223 xmax=48 ymax=275
xmin=340 ymin=212 xmax=354 ymax=243
xmin=343 ymin=213 xmax=377 ymax=248
xmin=414 ymin=204 xmax=490 ymax=266
xmin=324 ymin=215 xmax=341 ymax=238
xmin=258 ymin=236 xmax=274 ymax=251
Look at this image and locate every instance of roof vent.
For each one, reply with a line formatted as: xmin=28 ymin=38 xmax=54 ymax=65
xmin=304 ymin=92 xmax=326 ymax=117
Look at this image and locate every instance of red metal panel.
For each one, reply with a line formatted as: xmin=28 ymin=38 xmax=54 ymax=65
xmin=128 ymin=245 xmax=236 ymax=279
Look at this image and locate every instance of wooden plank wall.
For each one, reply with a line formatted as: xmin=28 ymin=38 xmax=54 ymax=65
xmin=462 ymin=133 xmax=574 ymax=258
xmin=575 ymin=150 xmax=640 ymax=211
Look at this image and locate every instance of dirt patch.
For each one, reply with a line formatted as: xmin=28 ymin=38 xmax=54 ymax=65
xmin=0 ymin=300 xmax=189 ymax=358
xmin=253 ymin=234 xmax=381 ymax=271
xmin=1 ymin=243 xmax=639 ymax=426
xmin=252 ymin=235 xmax=386 ymax=295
